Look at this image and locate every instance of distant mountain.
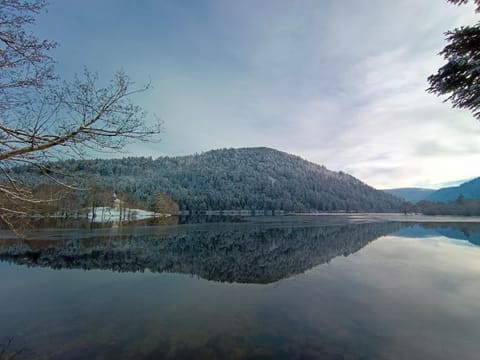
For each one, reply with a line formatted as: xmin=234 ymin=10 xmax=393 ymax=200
xmin=10 ymin=147 xmax=402 ymax=212
xmin=383 ymin=188 xmax=435 ymax=203
xmin=426 ymin=177 xmax=480 ymax=202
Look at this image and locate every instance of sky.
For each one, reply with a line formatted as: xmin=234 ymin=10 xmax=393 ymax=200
xmin=34 ymin=0 xmax=480 ymax=189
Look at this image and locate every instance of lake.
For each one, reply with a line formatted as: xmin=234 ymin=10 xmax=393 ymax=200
xmin=1 ymin=215 xmax=480 ymax=359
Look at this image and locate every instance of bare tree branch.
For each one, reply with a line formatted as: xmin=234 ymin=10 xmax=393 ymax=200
xmin=0 ymin=2 xmax=162 ymax=230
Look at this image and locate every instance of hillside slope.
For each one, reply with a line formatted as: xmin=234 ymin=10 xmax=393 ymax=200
xmin=426 ymin=178 xmax=480 ymax=202
xmin=12 ymin=147 xmax=402 ymax=212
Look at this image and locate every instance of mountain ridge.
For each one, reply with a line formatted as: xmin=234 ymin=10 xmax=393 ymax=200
xmin=10 ymin=147 xmax=402 ymax=213
xmin=425 ymin=177 xmax=480 ymax=202
xmin=383 ymin=187 xmax=436 ymax=203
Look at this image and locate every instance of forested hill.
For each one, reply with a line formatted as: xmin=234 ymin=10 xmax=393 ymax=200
xmin=13 ymin=147 xmax=402 ymax=212
xmin=425 ymin=177 xmax=480 ymax=202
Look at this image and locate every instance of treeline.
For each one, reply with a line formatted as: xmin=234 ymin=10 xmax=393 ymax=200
xmin=4 ymin=183 xmax=179 ymax=220
xmin=7 ymin=147 xmax=402 ymax=213
xmin=406 ymin=195 xmax=480 ymax=216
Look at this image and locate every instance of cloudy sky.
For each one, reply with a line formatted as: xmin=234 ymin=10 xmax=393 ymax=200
xmin=35 ymin=0 xmax=480 ymax=189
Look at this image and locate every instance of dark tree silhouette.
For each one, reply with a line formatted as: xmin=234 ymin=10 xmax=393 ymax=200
xmin=428 ymin=0 xmax=480 ymax=120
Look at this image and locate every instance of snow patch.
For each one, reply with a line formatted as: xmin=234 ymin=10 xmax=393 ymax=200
xmin=87 ymin=207 xmax=157 ymax=223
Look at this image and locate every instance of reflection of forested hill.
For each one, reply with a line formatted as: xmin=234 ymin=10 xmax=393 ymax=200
xmin=0 ymin=222 xmax=402 ymax=284
xmin=417 ymin=222 xmax=480 ymax=246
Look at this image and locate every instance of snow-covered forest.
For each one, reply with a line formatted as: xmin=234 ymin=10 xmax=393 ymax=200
xmin=7 ymin=147 xmax=402 ymax=215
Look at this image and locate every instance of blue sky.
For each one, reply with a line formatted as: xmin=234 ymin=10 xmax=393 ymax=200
xmin=35 ymin=0 xmax=480 ymax=189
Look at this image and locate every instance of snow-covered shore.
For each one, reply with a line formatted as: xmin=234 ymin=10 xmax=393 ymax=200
xmin=86 ymin=207 xmax=158 ymax=223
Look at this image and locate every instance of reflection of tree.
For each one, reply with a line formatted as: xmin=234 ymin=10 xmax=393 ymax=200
xmin=0 ymin=222 xmax=402 ymax=284
xmin=0 ymin=337 xmax=26 ymax=360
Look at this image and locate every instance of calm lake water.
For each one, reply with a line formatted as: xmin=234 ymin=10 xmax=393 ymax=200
xmin=1 ymin=215 xmax=480 ymax=359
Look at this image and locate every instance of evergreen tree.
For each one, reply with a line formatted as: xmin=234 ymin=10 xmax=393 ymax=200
xmin=428 ymin=0 xmax=480 ymax=120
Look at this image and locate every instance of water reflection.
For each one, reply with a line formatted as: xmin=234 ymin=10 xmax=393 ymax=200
xmin=393 ymin=222 xmax=480 ymax=246
xmin=0 ymin=221 xmax=402 ymax=284
xmin=419 ymin=222 xmax=480 ymax=246
xmin=1 ymin=219 xmax=480 ymax=359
